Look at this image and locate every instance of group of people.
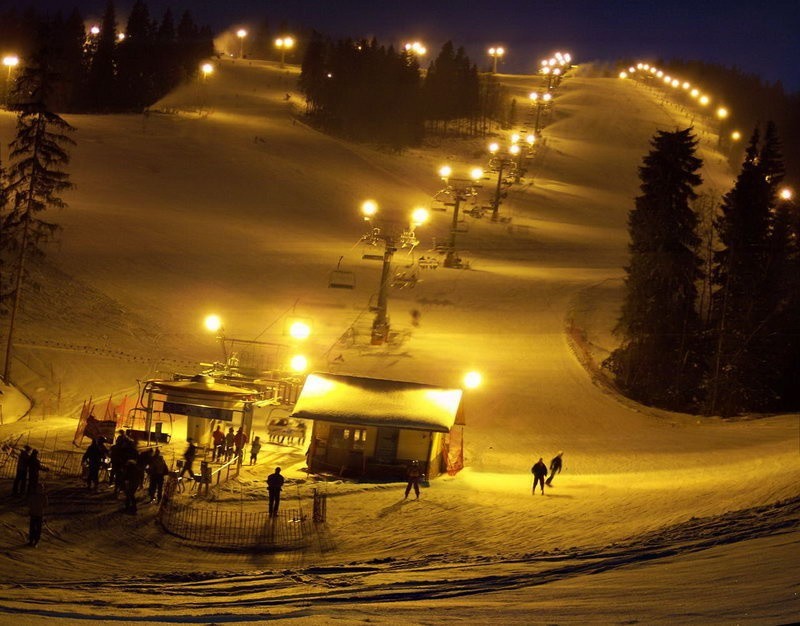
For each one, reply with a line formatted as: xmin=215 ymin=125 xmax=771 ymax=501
xmin=81 ymin=430 xmax=170 ymax=513
xmin=210 ymin=426 xmax=256 ymax=464
xmin=531 ymin=451 xmax=564 ymax=495
xmin=12 ymin=445 xmax=48 ymax=498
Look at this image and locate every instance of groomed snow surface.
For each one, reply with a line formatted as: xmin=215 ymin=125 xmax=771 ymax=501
xmin=0 ymin=59 xmax=798 ymax=624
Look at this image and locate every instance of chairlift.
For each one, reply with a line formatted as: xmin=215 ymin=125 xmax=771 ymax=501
xmin=328 ymin=256 xmax=356 ymax=289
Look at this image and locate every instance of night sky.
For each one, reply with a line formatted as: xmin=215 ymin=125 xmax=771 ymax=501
xmin=22 ymin=0 xmax=800 ymax=92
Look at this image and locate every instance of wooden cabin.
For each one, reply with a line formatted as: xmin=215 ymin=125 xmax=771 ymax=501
xmin=291 ymin=372 xmax=465 ymax=480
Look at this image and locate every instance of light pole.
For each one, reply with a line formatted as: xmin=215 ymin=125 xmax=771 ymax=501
xmin=236 ymin=29 xmax=247 ymax=58
xmin=275 ymin=36 xmax=294 ymax=68
xmin=529 ymin=91 xmax=552 ymax=134
xmin=198 ymin=62 xmax=213 ymax=108
xmin=716 ymin=106 xmax=729 ymax=149
xmin=438 ymin=166 xmax=483 ymax=266
xmin=488 ymin=46 xmax=505 ymax=73
xmin=3 ymin=55 xmax=19 ymax=108
xmin=488 ymin=142 xmax=520 ymax=220
xmin=204 ymin=314 xmax=228 ymax=367
xmin=359 ymin=201 xmax=429 ymax=344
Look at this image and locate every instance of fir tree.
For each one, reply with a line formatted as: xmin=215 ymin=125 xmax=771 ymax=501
xmin=707 ymin=124 xmax=785 ymax=414
xmin=2 ymin=61 xmax=75 ymax=381
xmin=85 ymin=0 xmax=118 ymax=110
xmin=605 ymin=128 xmax=704 ymax=409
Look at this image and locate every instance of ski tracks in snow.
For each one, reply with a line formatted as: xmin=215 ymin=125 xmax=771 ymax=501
xmin=0 ymin=496 xmax=797 ymax=621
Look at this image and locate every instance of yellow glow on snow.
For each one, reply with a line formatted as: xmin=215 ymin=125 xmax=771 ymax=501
xmin=424 ymin=389 xmax=462 ymax=414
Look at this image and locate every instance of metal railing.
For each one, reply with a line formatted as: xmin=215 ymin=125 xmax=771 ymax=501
xmin=156 ymin=476 xmax=326 ymax=549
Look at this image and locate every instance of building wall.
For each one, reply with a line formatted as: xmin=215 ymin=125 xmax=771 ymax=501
xmin=309 ymin=419 xmax=447 ymax=479
xmin=397 ymin=429 xmax=433 ymax=465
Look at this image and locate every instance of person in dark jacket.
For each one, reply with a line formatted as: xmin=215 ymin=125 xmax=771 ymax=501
xmin=122 ymin=459 xmax=142 ymax=513
xmin=404 ymin=460 xmax=421 ymax=499
xmin=233 ymin=427 xmax=248 ymax=461
xmin=147 ymin=448 xmax=169 ymax=503
xmin=531 ymin=457 xmax=548 ymax=495
xmin=180 ymin=439 xmax=197 ymax=480
xmin=266 ymin=467 xmax=285 ymax=518
xmin=545 ymin=451 xmax=564 ymax=486
xmin=82 ymin=437 xmax=107 ymax=490
xmin=211 ymin=425 xmax=225 ymax=461
xmin=28 ymin=482 xmax=48 ymax=547
xmin=224 ymin=428 xmax=235 ymax=462
xmin=27 ymin=450 xmax=48 ymax=495
xmin=249 ymin=436 xmax=262 ymax=465
xmin=13 ymin=445 xmax=31 ymax=496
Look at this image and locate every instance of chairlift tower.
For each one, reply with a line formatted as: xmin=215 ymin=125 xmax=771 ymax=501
xmin=437 ymin=167 xmax=483 ymax=268
xmin=358 ymin=202 xmax=428 ymax=345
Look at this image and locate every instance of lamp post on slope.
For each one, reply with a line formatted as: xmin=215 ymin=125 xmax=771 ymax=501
xmin=3 ymin=55 xmax=19 ymax=108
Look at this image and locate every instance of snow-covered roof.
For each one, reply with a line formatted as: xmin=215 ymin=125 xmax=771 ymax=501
xmin=291 ymin=372 xmax=464 ymax=433
xmin=148 ymin=378 xmax=259 ymax=401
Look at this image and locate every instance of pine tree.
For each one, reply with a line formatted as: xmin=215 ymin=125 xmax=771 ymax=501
xmin=1 ymin=61 xmax=75 ymax=381
xmin=117 ymin=0 xmax=155 ymax=110
xmin=605 ymin=128 xmax=704 ymax=409
xmin=85 ymin=0 xmax=118 ymax=110
xmin=707 ymin=124 xmax=784 ymax=414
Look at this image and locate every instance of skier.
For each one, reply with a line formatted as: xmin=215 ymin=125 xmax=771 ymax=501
xmin=545 ymin=451 xmax=564 ymax=487
xmin=249 ymin=436 xmax=262 ymax=465
xmin=13 ymin=445 xmax=31 ymax=496
xmin=266 ymin=467 xmax=285 ymax=518
xmin=531 ymin=457 xmax=548 ymax=495
xmin=404 ymin=460 xmax=421 ymax=499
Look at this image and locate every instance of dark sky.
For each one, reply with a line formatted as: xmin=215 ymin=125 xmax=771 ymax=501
xmin=22 ymin=0 xmax=800 ymax=91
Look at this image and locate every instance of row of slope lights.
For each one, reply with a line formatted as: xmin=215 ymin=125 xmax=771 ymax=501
xmin=619 ymin=62 xmax=730 ymax=121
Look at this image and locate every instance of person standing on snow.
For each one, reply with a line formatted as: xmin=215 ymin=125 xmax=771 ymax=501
xmin=180 ymin=438 xmax=197 ymax=480
xmin=545 ymin=451 xmax=564 ymax=487
xmin=147 ymin=447 xmax=169 ymax=503
xmin=224 ymin=427 xmax=235 ymax=462
xmin=82 ymin=437 xmax=107 ymax=490
xmin=266 ymin=467 xmax=285 ymax=518
xmin=404 ymin=460 xmax=421 ymax=499
xmin=249 ymin=436 xmax=262 ymax=465
xmin=531 ymin=457 xmax=548 ymax=495
xmin=13 ymin=445 xmax=31 ymax=496
xmin=122 ymin=459 xmax=142 ymax=514
xmin=27 ymin=449 xmax=48 ymax=495
xmin=233 ymin=427 xmax=249 ymax=462
xmin=211 ymin=425 xmax=225 ymax=462
xmin=28 ymin=482 xmax=48 ymax=547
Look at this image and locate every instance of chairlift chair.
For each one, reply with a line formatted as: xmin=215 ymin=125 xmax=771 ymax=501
xmin=328 ymin=256 xmax=356 ymax=289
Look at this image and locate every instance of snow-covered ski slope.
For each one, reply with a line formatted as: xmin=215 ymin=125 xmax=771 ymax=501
xmin=0 ymin=59 xmax=797 ymax=624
